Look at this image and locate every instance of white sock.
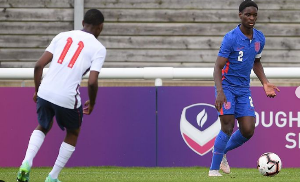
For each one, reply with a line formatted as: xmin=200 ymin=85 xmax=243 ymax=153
xmin=23 ymin=130 xmax=45 ymax=167
xmin=49 ymin=142 xmax=75 ymax=179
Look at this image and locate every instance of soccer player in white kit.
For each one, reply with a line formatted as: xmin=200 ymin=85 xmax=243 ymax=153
xmin=17 ymin=9 xmax=106 ymax=182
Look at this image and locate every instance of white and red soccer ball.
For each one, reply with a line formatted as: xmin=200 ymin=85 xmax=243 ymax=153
xmin=257 ymin=152 xmax=282 ymax=177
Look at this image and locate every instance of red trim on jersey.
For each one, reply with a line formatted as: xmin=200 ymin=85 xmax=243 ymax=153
xmin=222 ymin=61 xmax=230 ymax=80
xmin=220 ymin=107 xmax=224 ymax=115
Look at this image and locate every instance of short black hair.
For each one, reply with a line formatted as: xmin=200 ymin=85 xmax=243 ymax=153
xmin=239 ymin=0 xmax=258 ymax=12
xmin=83 ymin=9 xmax=104 ymax=25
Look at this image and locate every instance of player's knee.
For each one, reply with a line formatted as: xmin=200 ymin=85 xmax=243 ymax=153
xmin=67 ymin=128 xmax=80 ymax=138
xmin=221 ymin=122 xmax=234 ymax=135
xmin=242 ymin=129 xmax=254 ymax=139
xmin=36 ymin=125 xmax=50 ymax=135
xmin=222 ymin=127 xmax=234 ymax=136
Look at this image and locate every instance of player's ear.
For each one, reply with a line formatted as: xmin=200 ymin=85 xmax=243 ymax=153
xmin=94 ymin=24 xmax=103 ymax=38
xmin=239 ymin=12 xmax=242 ymax=20
xmin=99 ymin=23 xmax=103 ymax=31
xmin=98 ymin=23 xmax=104 ymax=34
xmin=82 ymin=20 xmax=85 ymax=27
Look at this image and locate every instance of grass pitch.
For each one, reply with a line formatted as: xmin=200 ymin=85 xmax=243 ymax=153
xmin=0 ymin=167 xmax=299 ymax=182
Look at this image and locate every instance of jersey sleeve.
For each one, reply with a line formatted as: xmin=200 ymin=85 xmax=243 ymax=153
xmin=255 ymin=34 xmax=265 ymax=58
xmin=45 ymin=33 xmax=63 ymax=54
xmin=258 ymin=36 xmax=265 ymax=54
xmin=90 ymin=47 xmax=106 ymax=72
xmin=218 ymin=34 xmax=234 ymax=58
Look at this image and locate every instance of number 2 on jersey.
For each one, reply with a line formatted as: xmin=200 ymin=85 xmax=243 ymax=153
xmin=57 ymin=37 xmax=84 ymax=68
xmin=238 ymin=51 xmax=243 ymax=62
xmin=249 ymin=96 xmax=254 ymax=107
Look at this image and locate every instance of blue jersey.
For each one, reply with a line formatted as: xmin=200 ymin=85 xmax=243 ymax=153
xmin=218 ymin=24 xmax=265 ymax=88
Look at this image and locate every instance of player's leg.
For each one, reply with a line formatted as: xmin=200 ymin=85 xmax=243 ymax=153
xmin=17 ymin=98 xmax=54 ymax=182
xmin=209 ymin=115 xmax=234 ymax=176
xmin=220 ymin=116 xmax=255 ymax=175
xmin=209 ymin=88 xmax=236 ymax=176
xmin=224 ymin=91 xmax=256 ymax=154
xmin=209 ymin=88 xmax=237 ymax=176
xmin=238 ymin=116 xmax=255 ymax=138
xmin=22 ymin=123 xmax=53 ymax=166
xmin=217 ymin=115 xmax=235 ymax=174
xmin=46 ymin=105 xmax=83 ymax=181
xmin=46 ymin=128 xmax=80 ymax=182
xmin=224 ymin=116 xmax=255 ymax=154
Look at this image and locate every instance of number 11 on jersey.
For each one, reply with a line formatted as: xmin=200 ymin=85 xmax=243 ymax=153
xmin=57 ymin=37 xmax=84 ymax=68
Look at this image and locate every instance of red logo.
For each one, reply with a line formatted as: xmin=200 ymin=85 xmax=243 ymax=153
xmin=223 ymin=102 xmax=231 ymax=110
xmin=237 ymin=47 xmax=244 ymax=51
xmin=255 ymin=42 xmax=260 ymax=52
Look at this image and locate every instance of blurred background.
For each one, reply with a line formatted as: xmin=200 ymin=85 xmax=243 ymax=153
xmin=1 ymin=0 xmax=300 ymax=86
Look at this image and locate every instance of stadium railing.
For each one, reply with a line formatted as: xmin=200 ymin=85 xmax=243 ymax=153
xmin=0 ymin=68 xmax=299 ymax=81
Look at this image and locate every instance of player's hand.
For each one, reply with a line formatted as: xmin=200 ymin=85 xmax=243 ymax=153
xmin=33 ymin=92 xmax=38 ymax=103
xmin=215 ymin=90 xmax=227 ymax=111
xmin=83 ymin=100 xmax=95 ymax=115
xmin=263 ymin=83 xmax=280 ymax=98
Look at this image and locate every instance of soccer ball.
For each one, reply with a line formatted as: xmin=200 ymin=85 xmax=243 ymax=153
xmin=257 ymin=152 xmax=282 ymax=176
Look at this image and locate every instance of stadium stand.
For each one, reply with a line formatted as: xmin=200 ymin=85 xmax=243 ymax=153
xmin=1 ymin=0 xmax=300 ymax=86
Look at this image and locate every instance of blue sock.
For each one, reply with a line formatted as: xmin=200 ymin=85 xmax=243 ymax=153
xmin=224 ymin=129 xmax=249 ymax=154
xmin=210 ymin=130 xmax=230 ymax=170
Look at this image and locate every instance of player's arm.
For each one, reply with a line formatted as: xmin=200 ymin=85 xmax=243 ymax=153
xmin=33 ymin=51 xmax=53 ymax=102
xmin=213 ymin=56 xmax=228 ymax=111
xmin=83 ymin=71 xmax=99 ymax=115
xmin=253 ymin=58 xmax=280 ymax=98
xmin=253 ymin=57 xmax=268 ymax=85
xmin=84 ymin=47 xmax=106 ymax=115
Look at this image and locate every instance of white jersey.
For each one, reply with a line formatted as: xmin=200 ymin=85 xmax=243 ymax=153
xmin=38 ymin=30 xmax=106 ymax=109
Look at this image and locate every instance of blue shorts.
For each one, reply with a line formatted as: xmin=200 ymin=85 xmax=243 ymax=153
xmin=36 ymin=97 xmax=83 ymax=131
xmin=215 ymin=87 xmax=255 ymax=118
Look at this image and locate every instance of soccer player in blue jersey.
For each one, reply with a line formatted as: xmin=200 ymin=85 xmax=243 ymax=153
xmin=208 ymin=0 xmax=280 ymax=176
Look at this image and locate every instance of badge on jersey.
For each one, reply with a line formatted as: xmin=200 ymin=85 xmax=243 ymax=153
xmin=255 ymin=42 xmax=260 ymax=52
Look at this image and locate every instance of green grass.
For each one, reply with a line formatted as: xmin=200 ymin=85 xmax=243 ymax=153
xmin=1 ymin=167 xmax=299 ymax=182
